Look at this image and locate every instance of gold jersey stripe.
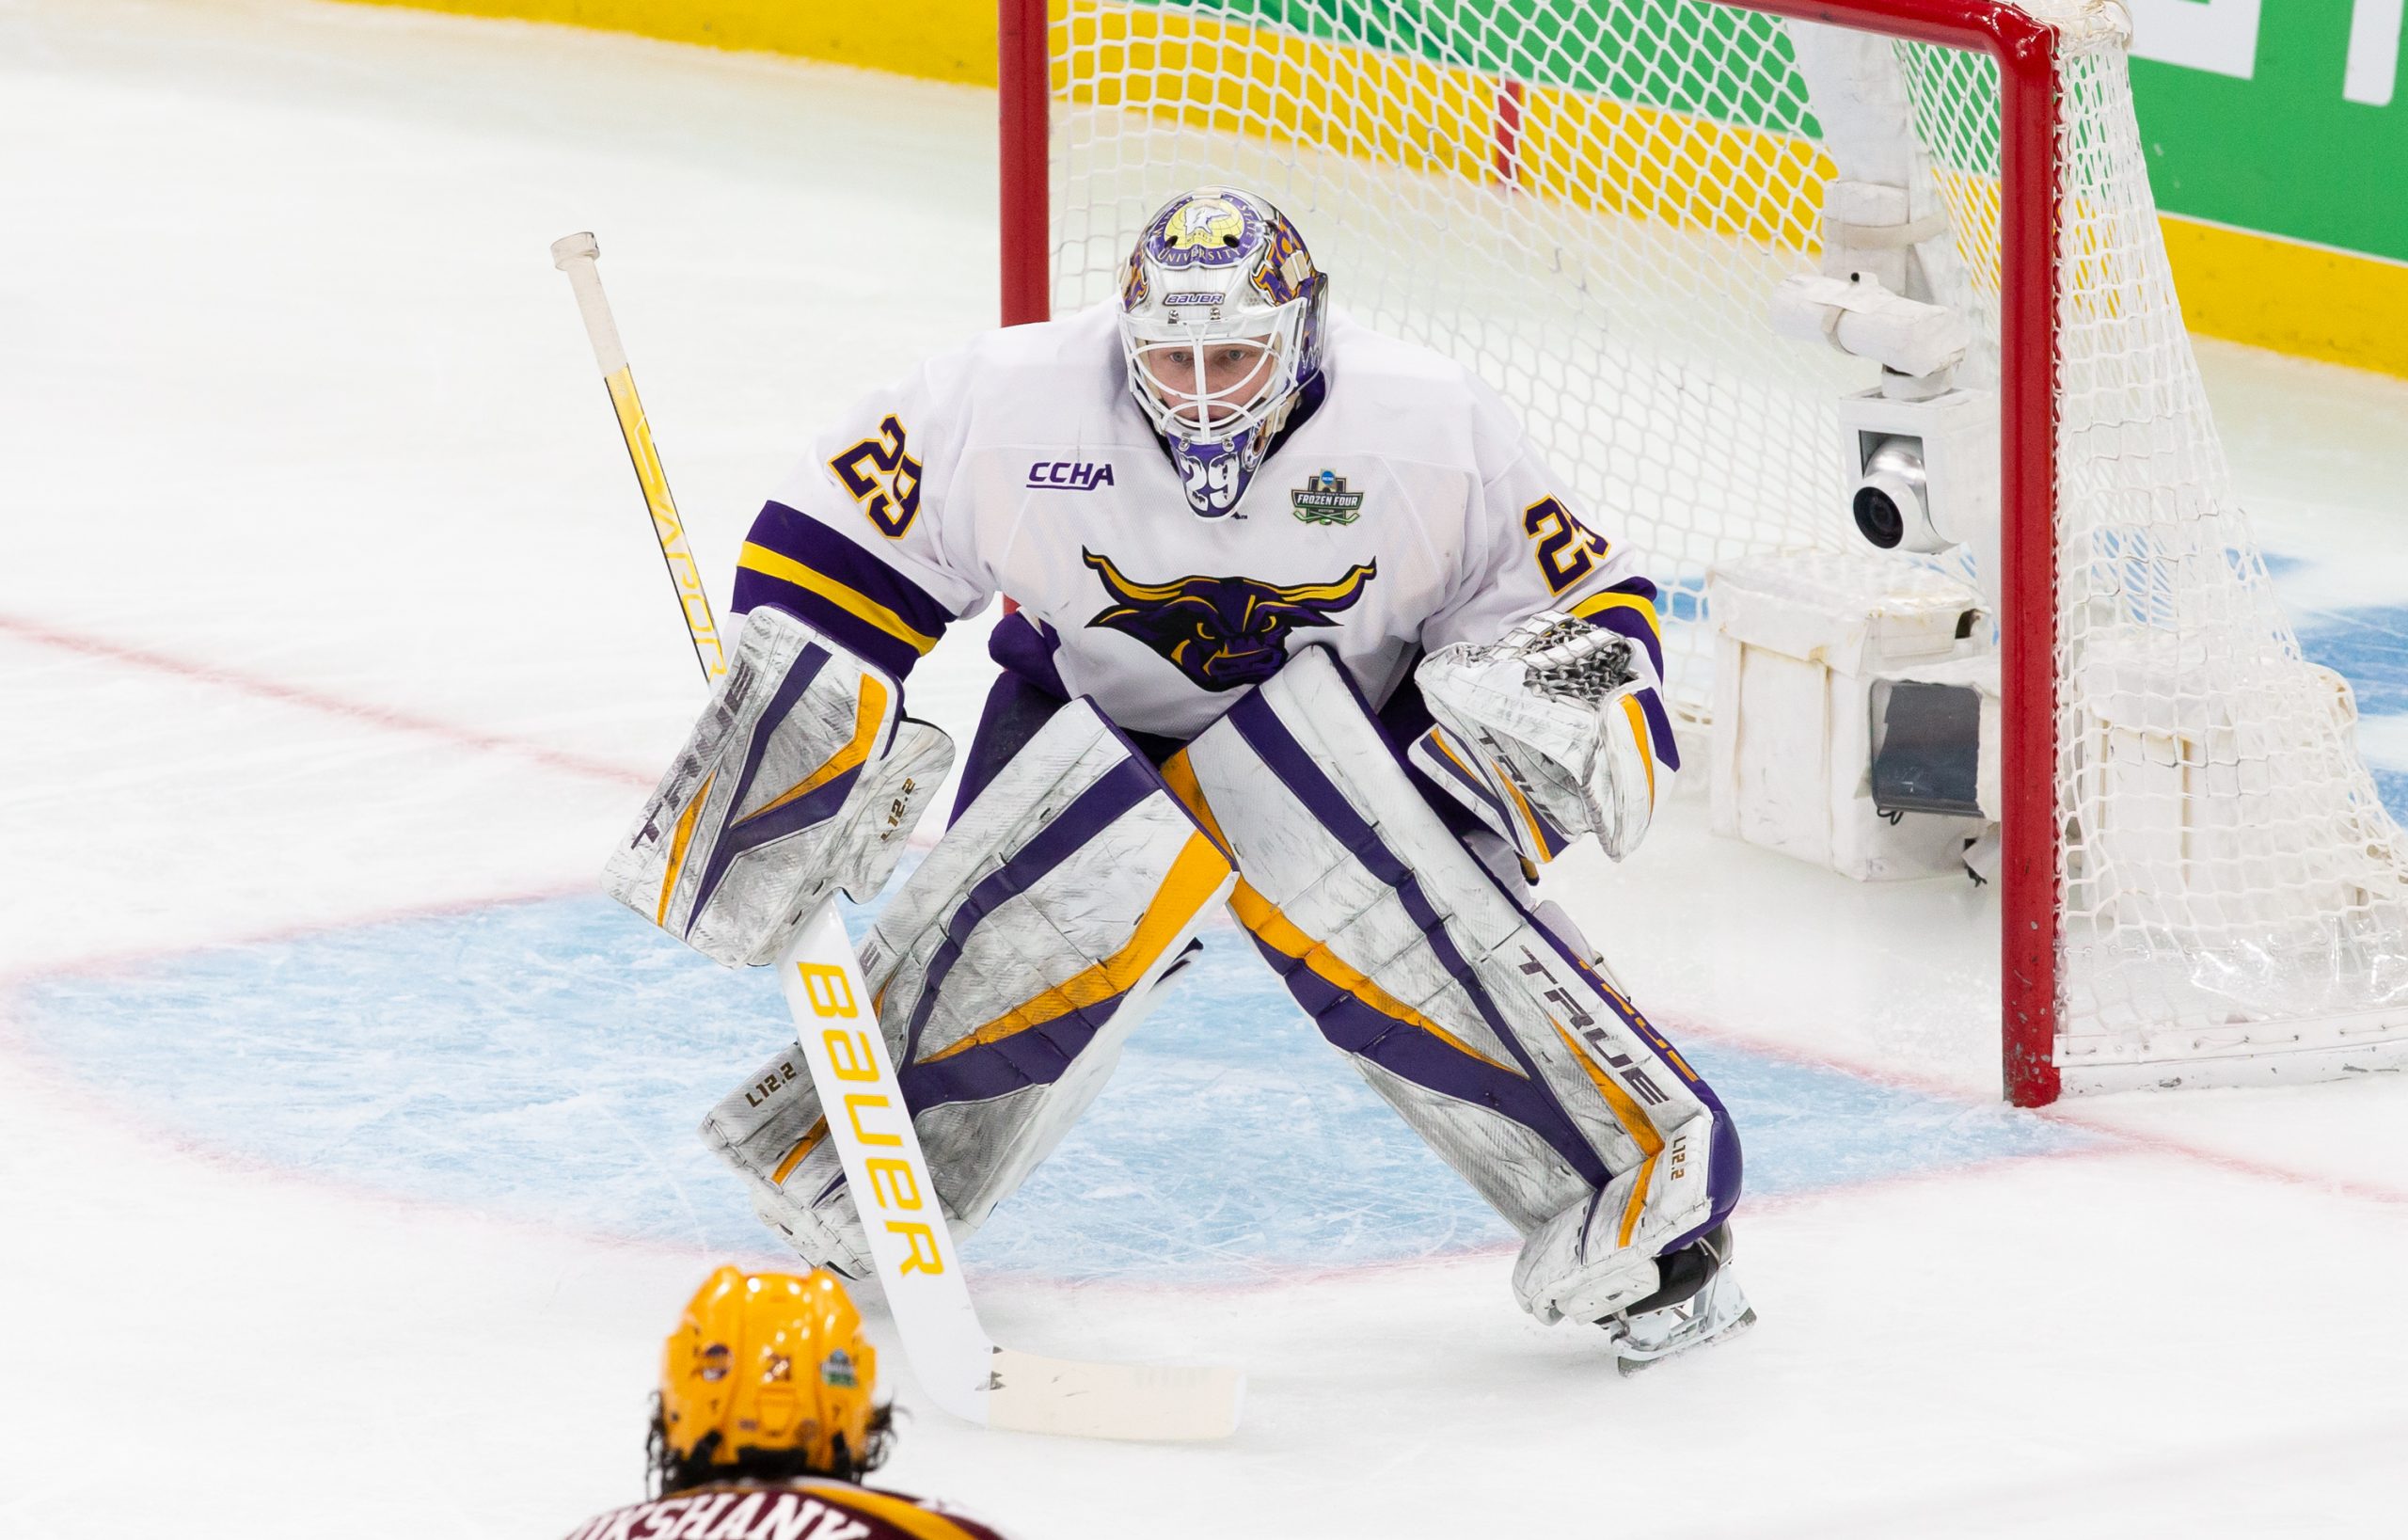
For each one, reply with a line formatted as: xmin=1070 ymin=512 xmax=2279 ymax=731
xmin=738 ymin=541 xmax=941 ymax=655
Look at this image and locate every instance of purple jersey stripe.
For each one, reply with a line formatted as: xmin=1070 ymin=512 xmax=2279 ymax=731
xmin=745 ymin=500 xmax=957 ymax=639
xmin=897 ymin=754 xmax=1163 ymax=1066
xmin=1225 ymin=672 xmax=1612 ymax=1189
xmin=734 ymin=568 xmax=923 ymax=683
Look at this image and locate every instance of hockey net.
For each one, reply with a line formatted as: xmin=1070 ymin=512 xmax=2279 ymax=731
xmin=1001 ymin=0 xmax=2408 ymax=1103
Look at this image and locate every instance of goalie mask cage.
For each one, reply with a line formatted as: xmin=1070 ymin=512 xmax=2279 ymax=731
xmin=994 ymin=0 xmax=2408 ymax=1105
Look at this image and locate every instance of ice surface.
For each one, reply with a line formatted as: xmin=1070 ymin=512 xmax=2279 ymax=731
xmin=9 ymin=894 xmax=2093 ymax=1280
xmin=6 ymin=2 xmax=2408 ymax=1537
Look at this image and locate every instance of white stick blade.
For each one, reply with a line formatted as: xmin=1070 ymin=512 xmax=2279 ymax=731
xmin=984 ymin=1349 xmax=1244 ymax=1442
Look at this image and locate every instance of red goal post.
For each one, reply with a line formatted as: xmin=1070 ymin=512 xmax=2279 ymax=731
xmin=993 ymin=0 xmax=2408 ymax=1106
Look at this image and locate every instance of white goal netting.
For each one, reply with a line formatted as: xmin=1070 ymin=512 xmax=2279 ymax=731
xmin=1039 ymin=0 xmax=2408 ymax=1093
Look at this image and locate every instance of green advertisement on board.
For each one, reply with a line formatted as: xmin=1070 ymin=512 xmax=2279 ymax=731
xmin=2130 ymin=0 xmax=2406 ymax=263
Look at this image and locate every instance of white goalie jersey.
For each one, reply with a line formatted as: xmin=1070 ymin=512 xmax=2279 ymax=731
xmin=730 ymin=300 xmax=1679 ymax=772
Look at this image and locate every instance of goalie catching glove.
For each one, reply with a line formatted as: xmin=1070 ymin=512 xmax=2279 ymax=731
xmin=1411 ymin=611 xmax=1668 ymax=865
xmin=603 ymin=605 xmax=954 ymax=966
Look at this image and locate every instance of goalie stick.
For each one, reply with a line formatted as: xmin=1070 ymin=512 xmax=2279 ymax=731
xmin=550 ymin=233 xmax=1245 ymax=1442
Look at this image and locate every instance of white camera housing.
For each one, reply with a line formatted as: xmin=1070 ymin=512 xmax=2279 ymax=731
xmin=1835 ymin=383 xmax=1999 ymax=559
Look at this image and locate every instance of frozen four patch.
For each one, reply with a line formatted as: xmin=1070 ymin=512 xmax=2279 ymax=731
xmin=1291 ymin=468 xmax=1364 ymax=524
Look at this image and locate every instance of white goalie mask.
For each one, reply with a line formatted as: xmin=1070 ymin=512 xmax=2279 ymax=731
xmin=1117 ymin=187 xmax=1328 ymax=518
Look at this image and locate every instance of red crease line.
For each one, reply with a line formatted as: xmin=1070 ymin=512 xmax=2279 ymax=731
xmin=0 ymin=611 xmax=654 ymax=788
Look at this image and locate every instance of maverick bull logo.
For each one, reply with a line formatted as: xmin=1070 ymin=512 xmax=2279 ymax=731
xmin=1085 ymin=548 xmax=1377 ymax=691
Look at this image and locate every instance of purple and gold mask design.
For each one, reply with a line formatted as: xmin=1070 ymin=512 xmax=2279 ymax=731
xmin=1084 ymin=548 xmax=1377 ymax=691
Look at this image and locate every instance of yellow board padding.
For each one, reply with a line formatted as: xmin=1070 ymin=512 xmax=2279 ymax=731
xmin=338 ymin=0 xmax=1002 ymax=84
xmin=357 ymin=0 xmax=2407 ymax=377
xmin=919 ymin=832 xmax=1234 ymax=1063
xmin=1055 ymin=0 xmax=1830 ymax=252
xmin=2159 ymin=216 xmax=2408 ymax=380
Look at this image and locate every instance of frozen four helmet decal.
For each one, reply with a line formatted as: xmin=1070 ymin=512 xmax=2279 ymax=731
xmin=1117 ymin=186 xmax=1329 ymax=520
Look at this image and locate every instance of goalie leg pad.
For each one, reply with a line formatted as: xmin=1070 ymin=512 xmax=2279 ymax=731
xmin=1175 ymin=647 xmax=1739 ymax=1320
xmin=703 ymin=696 xmax=1234 ymax=1265
xmin=604 ymin=605 xmax=953 ymax=966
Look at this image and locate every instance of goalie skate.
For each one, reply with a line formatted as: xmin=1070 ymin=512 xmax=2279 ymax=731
xmin=1599 ymin=1224 xmax=1756 ymax=1376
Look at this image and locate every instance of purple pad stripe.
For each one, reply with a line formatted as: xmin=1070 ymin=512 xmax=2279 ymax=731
xmin=745 ymin=500 xmax=958 ymax=640
xmin=1259 ymin=938 xmax=1603 ymax=1182
xmin=1227 ymin=675 xmax=1610 ymax=1189
xmin=897 ymin=754 xmax=1163 ymax=1066
xmin=1528 ymin=920 xmax=1742 ymax=1238
xmin=682 ymin=642 xmax=832 ymax=931
xmin=1585 ymin=577 xmax=1666 ymax=684
xmin=1634 ymin=686 xmax=1681 ymax=772
xmin=1415 ymin=728 xmax=1513 ymax=833
xmin=897 ymin=984 xmax=1134 ymax=1110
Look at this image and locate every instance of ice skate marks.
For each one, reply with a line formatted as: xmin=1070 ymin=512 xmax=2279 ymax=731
xmin=10 ymin=893 xmax=2094 ymax=1281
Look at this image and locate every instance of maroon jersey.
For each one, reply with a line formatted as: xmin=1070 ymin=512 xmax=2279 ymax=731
xmin=562 ymin=1479 xmax=1010 ymax=1540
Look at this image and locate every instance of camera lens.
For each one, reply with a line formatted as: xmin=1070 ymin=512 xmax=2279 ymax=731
xmin=1853 ymin=484 xmax=1905 ymax=548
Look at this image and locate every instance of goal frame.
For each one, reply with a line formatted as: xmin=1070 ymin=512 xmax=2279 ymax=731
xmin=994 ymin=0 xmax=2069 ymax=1106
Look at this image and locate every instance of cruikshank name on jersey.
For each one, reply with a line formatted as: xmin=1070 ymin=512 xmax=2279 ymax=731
xmin=1084 ymin=548 xmax=1376 ymax=691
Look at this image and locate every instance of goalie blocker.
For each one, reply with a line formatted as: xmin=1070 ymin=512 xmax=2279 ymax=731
xmin=602 ymin=606 xmax=953 ymax=968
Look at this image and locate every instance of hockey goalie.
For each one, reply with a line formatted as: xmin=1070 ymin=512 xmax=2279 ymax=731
xmin=604 ymin=188 xmax=1751 ymax=1372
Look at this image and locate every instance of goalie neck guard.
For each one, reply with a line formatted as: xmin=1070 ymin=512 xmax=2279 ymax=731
xmin=1117 ymin=186 xmax=1328 ymax=519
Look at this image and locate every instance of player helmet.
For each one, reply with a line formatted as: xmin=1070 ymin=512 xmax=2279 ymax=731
xmin=647 ymin=1264 xmax=892 ymax=1495
xmin=1117 ymin=186 xmax=1328 ymax=519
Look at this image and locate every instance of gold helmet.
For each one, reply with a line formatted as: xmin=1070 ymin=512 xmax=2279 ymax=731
xmin=649 ymin=1264 xmax=889 ymax=1493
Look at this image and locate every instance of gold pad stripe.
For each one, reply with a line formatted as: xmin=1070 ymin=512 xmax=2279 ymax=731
xmin=769 ymin=1118 xmax=829 ymax=1185
xmin=1157 ymin=747 xmax=1232 ymax=856
xmin=656 ymin=770 xmax=714 ymax=928
xmin=1555 ymin=1022 xmax=1664 ymax=1249
xmin=919 ymin=833 xmax=1234 ymax=1063
xmin=737 ymin=541 xmax=941 ymax=655
xmin=1620 ymin=692 xmax=1656 ymax=805
xmin=737 ymin=677 xmax=890 ymax=826
xmin=1232 ymin=883 xmax=1524 ymax=1077
xmin=1493 ymin=760 xmax=1556 ymax=863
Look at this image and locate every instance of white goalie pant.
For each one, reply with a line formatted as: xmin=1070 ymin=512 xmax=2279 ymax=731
xmin=703 ymin=698 xmax=1235 ymax=1277
xmin=1172 ymin=647 xmax=1742 ymax=1324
